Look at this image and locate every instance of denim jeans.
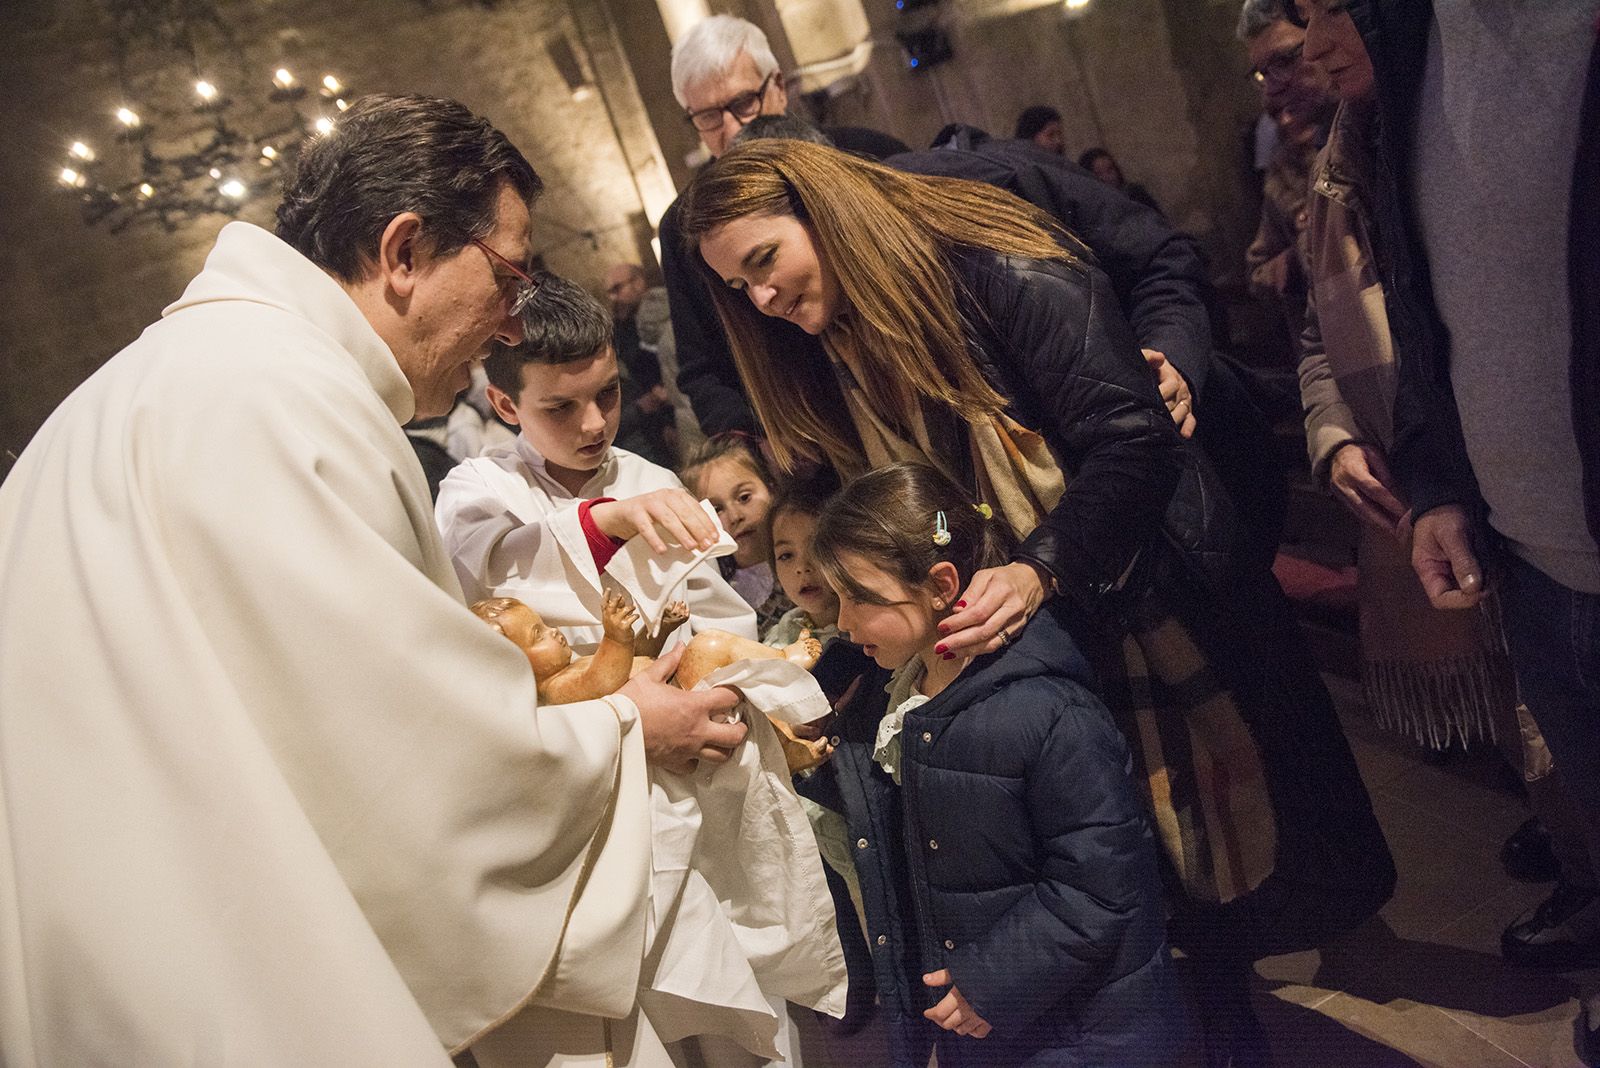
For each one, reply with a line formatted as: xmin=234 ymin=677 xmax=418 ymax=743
xmin=1503 ymin=554 xmax=1600 ymax=817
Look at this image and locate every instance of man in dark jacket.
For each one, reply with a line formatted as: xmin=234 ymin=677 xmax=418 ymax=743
xmin=661 ymin=14 xmax=908 ymax=440
xmin=1352 ymin=0 xmax=1600 ymax=998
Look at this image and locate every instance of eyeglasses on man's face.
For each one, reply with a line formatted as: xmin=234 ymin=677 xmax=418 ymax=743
xmin=1250 ymin=41 xmax=1305 ymax=87
xmin=685 ymin=73 xmax=775 ymax=132
xmin=472 ymin=238 xmax=541 ymax=317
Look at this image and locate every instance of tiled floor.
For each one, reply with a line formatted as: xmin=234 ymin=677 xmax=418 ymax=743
xmin=799 ymin=672 xmax=1597 ymax=1067
xmin=1239 ymin=674 xmax=1598 ymax=1068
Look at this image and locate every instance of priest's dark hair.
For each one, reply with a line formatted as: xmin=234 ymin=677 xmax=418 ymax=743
xmin=483 ymin=273 xmax=613 ymax=396
xmin=275 ymin=93 xmax=542 ymax=282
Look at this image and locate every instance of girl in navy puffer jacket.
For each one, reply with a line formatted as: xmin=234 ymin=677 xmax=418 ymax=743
xmin=812 ymin=462 xmax=1186 ymax=1067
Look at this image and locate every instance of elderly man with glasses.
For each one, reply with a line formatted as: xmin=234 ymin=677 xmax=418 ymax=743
xmin=0 ymin=93 xmax=749 ymax=1067
xmin=1238 ymin=0 xmax=1337 ymax=344
xmin=660 ymin=14 xmax=908 ymax=439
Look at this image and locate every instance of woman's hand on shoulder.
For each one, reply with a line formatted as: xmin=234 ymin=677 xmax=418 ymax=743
xmin=934 ymin=561 xmax=1045 ymax=660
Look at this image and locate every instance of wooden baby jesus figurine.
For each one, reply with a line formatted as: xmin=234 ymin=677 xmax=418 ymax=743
xmin=471 ymin=591 xmax=833 ymax=772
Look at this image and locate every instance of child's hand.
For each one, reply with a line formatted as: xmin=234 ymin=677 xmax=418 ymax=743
xmin=601 ymin=590 xmax=640 ymax=643
xmin=922 ymin=970 xmax=991 ymax=1038
xmin=590 ymin=489 xmax=718 ymax=554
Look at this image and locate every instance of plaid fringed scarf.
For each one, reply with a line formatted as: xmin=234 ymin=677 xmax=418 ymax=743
xmin=833 ymin=361 xmax=1277 ymax=904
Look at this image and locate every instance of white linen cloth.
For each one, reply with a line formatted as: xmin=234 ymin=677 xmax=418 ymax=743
xmin=436 ymin=437 xmax=756 ymax=651
xmin=642 ymin=658 xmax=847 ymax=1060
xmin=0 ymin=222 xmax=654 ymax=1066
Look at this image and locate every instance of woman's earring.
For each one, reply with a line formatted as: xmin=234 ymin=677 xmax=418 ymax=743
xmin=932 ymin=598 xmax=945 ymax=610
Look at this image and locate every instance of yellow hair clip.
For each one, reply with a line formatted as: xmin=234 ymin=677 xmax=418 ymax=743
xmin=974 ymin=503 xmax=993 ymax=520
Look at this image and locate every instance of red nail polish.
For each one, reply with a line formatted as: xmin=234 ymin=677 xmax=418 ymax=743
xmin=942 ymin=652 xmax=954 ymax=661
xmin=934 ymin=644 xmax=947 ymax=655
xmin=956 ymin=600 xmax=967 ymax=608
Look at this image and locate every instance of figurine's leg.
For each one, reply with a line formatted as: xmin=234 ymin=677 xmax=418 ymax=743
xmin=782 ymin=631 xmax=822 ymax=671
xmin=674 ymin=628 xmax=786 ymax=690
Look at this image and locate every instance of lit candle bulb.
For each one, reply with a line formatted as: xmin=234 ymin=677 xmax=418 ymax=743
xmin=322 ymin=74 xmax=342 ymax=93
xmin=314 ymin=116 xmax=335 ymax=135
xmin=138 ymin=182 xmax=155 ymax=198
xmin=273 ymin=68 xmax=295 ymax=89
xmin=115 ymin=107 xmax=141 ymax=128
xmin=219 ymin=178 xmax=247 ymax=199
xmin=334 ymin=98 xmax=349 ymax=112
xmin=58 ymin=167 xmax=84 ymax=188
xmin=195 ymin=80 xmax=218 ymax=102
xmin=260 ymin=145 xmax=278 ymax=160
xmin=69 ymin=141 xmax=95 ymax=162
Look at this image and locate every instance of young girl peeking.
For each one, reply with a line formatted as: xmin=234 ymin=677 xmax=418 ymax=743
xmin=681 ymin=433 xmax=793 ymax=633
xmin=762 ymin=478 xmax=841 ymax=649
xmin=811 ymin=462 xmax=1184 ymax=1067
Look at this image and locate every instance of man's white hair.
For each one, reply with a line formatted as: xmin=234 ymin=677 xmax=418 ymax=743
xmin=1236 ymin=0 xmax=1283 ymax=40
xmin=671 ymin=15 xmax=780 ymax=108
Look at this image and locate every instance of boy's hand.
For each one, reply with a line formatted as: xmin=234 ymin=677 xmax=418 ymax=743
xmin=922 ymin=970 xmax=991 ymax=1038
xmin=590 ymin=489 xmax=718 ymax=554
xmin=601 ymin=590 xmax=640 ymax=642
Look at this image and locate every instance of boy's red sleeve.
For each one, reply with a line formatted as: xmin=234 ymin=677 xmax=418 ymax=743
xmin=577 ymin=497 xmax=625 ymax=570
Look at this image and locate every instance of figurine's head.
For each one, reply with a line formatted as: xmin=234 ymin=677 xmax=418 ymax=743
xmin=471 ymin=597 xmax=573 ymax=679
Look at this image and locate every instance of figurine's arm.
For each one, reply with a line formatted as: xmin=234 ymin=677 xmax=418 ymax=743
xmin=534 ymin=592 xmax=640 ymax=703
xmin=636 ymin=600 xmax=690 ymax=659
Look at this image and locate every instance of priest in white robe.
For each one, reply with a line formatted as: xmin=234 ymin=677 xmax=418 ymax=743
xmin=0 ymin=94 xmax=745 ymax=1067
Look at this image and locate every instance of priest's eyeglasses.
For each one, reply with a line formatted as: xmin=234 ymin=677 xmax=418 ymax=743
xmin=473 ymin=238 xmax=542 ymax=316
xmin=685 ymin=73 xmax=775 ymax=132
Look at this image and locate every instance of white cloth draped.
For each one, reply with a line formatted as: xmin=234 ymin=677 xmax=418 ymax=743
xmin=0 ymin=222 xmax=652 ymax=1065
xmin=436 ymin=438 xmax=756 ymax=652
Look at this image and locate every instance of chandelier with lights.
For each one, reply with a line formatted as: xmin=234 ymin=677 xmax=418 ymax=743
xmin=57 ymin=66 xmax=354 ymax=233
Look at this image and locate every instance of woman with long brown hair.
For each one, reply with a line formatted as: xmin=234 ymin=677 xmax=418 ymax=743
xmin=679 ymin=138 xmax=1394 ymax=1066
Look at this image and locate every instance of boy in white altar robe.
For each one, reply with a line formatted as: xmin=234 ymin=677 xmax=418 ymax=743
xmin=436 ymin=274 xmax=756 ymax=652
xmin=436 ymin=277 xmax=846 ymax=1065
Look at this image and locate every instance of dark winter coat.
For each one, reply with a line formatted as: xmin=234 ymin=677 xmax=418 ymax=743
xmin=893 ymin=128 xmax=1287 ymax=565
xmin=946 ymin=250 xmax=1395 ymax=961
xmin=900 ymin=604 xmax=1183 ymax=1067
xmin=946 ymin=249 xmax=1239 ymax=617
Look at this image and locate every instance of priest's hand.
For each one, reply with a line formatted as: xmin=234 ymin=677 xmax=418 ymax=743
xmin=621 ymin=647 xmax=745 ymax=773
xmin=590 ymin=489 xmax=719 ymax=554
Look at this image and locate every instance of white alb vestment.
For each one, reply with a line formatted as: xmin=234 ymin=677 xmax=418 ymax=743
xmin=0 ymin=223 xmax=657 ymax=1066
xmin=437 ymin=449 xmax=844 ymax=1062
xmin=436 ymin=438 xmax=757 ymax=651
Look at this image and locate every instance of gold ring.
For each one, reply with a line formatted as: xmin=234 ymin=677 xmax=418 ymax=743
xmin=998 ymin=628 xmax=1011 ymax=646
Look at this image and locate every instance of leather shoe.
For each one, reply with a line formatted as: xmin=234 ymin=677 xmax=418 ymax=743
xmin=1502 ymin=817 xmax=1561 ymax=883
xmin=1502 ymin=883 xmax=1600 ymax=968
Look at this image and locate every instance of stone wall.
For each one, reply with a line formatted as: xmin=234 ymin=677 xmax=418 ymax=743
xmin=0 ymin=0 xmax=660 ymax=468
xmin=2 ymin=0 xmax=1267 ymax=470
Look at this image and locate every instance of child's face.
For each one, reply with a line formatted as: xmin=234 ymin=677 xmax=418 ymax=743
xmin=829 ymin=551 xmax=940 ymax=670
xmin=490 ymin=348 xmax=622 ymax=486
xmin=495 ymin=603 xmax=573 ymax=679
xmin=695 ymin=456 xmax=772 ymax=567
xmin=772 ymin=509 xmax=839 ymax=627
